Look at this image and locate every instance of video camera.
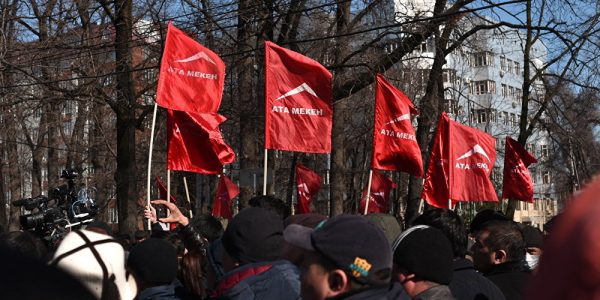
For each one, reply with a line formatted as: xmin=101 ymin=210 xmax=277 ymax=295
xmin=13 ymin=169 xmax=98 ymax=241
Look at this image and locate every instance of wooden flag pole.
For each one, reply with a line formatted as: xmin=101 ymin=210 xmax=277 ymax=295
xmin=363 ymin=170 xmax=374 ymax=215
xmin=146 ymin=102 xmax=158 ymax=230
xmin=263 ymin=149 xmax=268 ymax=195
xmin=448 ymin=199 xmax=452 ymax=210
xmin=183 ymin=176 xmax=193 ymax=218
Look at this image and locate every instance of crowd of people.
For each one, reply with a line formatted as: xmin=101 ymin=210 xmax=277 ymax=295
xmin=1 ymin=177 xmax=600 ymax=300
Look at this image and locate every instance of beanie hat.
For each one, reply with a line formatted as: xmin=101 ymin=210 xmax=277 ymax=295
xmin=392 ymin=225 xmax=453 ymax=285
xmin=52 ymin=230 xmax=136 ymax=300
xmin=521 ymin=225 xmax=543 ymax=248
xmin=364 ymin=213 xmax=402 ymax=244
xmin=128 ymin=238 xmax=178 ymax=284
xmin=284 ymin=214 xmax=392 ymax=285
xmin=221 ymin=207 xmax=283 ymax=264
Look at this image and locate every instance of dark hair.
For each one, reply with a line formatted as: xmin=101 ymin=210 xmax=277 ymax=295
xmin=480 ymin=220 xmax=525 ymax=262
xmin=181 ymin=252 xmax=206 ymax=299
xmin=0 ymin=231 xmax=47 ymax=260
xmin=248 ymin=195 xmax=290 ymax=220
xmin=189 ymin=214 xmax=224 ymax=242
xmin=470 ymin=209 xmax=509 ymax=234
xmin=413 ymin=209 xmax=467 ymax=258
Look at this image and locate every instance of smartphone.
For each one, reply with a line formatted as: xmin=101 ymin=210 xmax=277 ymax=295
xmin=155 ymin=204 xmax=168 ymax=219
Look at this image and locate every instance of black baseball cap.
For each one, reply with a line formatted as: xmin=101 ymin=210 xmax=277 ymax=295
xmin=284 ymin=214 xmax=392 ymax=285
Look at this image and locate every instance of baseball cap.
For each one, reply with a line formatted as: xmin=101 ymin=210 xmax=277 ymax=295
xmin=284 ymin=214 xmax=392 ymax=285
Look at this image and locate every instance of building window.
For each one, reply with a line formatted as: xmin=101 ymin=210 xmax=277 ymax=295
xmin=470 ymin=80 xmax=496 ymax=95
xmin=445 ymin=99 xmax=459 ymax=115
xmin=542 ymin=171 xmax=551 ymax=184
xmin=514 ymin=61 xmax=521 ymax=75
xmin=471 ymin=51 xmax=494 ymax=67
xmin=500 ymin=56 xmax=508 ymax=73
xmin=502 ymin=84 xmax=509 ymax=97
xmin=442 ymin=69 xmax=458 ymax=84
xmin=540 ymin=144 xmax=549 ymax=159
xmin=503 ymin=111 xmax=509 ymax=125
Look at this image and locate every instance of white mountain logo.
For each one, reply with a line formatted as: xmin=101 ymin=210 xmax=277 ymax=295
xmin=384 ymin=113 xmax=411 ymax=126
xmin=275 ymin=83 xmax=317 ymax=101
xmin=174 ymin=51 xmax=217 ymax=65
xmin=456 ymin=144 xmax=491 ymax=162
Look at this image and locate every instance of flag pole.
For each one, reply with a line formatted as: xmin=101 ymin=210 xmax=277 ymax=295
xmin=167 ymin=170 xmax=171 ymax=218
xmin=183 ymin=176 xmax=193 ymax=219
xmin=146 ymin=102 xmax=158 ymax=230
xmin=263 ymin=148 xmax=268 ymax=195
xmin=448 ymin=199 xmax=452 ymax=210
xmin=363 ymin=170 xmax=374 ymax=215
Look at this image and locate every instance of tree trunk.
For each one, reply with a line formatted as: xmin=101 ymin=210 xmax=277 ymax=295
xmin=114 ymin=0 xmax=138 ymax=234
xmin=330 ymin=1 xmax=351 ymax=216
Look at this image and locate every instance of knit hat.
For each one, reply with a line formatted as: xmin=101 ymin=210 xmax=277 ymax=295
xmin=284 ymin=213 xmax=328 ymax=228
xmin=392 ymin=225 xmax=453 ymax=285
xmin=128 ymin=238 xmax=178 ymax=284
xmin=364 ymin=213 xmax=402 ymax=244
xmin=221 ymin=207 xmax=283 ymax=264
xmin=284 ymin=214 xmax=392 ymax=285
xmin=52 ymin=230 xmax=136 ymax=300
xmin=521 ymin=225 xmax=543 ymax=248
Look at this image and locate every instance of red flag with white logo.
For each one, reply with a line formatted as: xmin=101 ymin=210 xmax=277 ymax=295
xmin=359 ymin=171 xmax=397 ymax=213
xmin=371 ymin=74 xmax=423 ymax=177
xmin=502 ymin=137 xmax=537 ymax=203
xmin=422 ymin=113 xmax=451 ymax=208
xmin=212 ymin=175 xmax=240 ymax=219
xmin=448 ymin=118 xmax=498 ymax=203
xmin=167 ymin=110 xmax=235 ymax=174
xmin=264 ymin=41 xmax=333 ymax=153
xmin=156 ymin=23 xmax=225 ymax=113
xmin=295 ymin=163 xmax=322 ymax=214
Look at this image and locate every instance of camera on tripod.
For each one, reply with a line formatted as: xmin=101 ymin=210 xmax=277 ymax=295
xmin=13 ymin=169 xmax=98 ymax=240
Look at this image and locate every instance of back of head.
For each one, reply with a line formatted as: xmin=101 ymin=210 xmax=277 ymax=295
xmin=222 ymin=207 xmax=283 ymax=265
xmin=413 ymin=209 xmax=467 ymax=258
xmin=86 ymin=220 xmax=113 ymax=236
xmin=189 ymin=213 xmax=224 ymax=242
xmin=0 ymin=231 xmax=47 ymax=260
xmin=52 ymin=230 xmax=135 ymax=300
xmin=128 ymin=238 xmax=178 ymax=286
xmin=392 ymin=225 xmax=453 ymax=285
xmin=364 ymin=213 xmax=402 ymax=244
xmin=0 ymin=246 xmax=96 ymax=300
xmin=470 ymin=209 xmax=509 ymax=234
xmin=480 ymin=220 xmax=525 ymax=262
xmin=248 ymin=195 xmax=290 ymax=220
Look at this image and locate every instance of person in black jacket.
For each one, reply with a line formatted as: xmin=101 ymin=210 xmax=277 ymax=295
xmin=413 ymin=209 xmax=505 ymax=300
xmin=472 ymin=220 xmax=531 ymax=300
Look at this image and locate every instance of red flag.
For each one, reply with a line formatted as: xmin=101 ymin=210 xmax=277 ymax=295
xmin=264 ymin=41 xmax=333 ymax=153
xmin=167 ymin=110 xmax=235 ymax=174
xmin=371 ymin=74 xmax=423 ymax=176
xmin=448 ymin=118 xmax=498 ymax=203
xmin=422 ymin=113 xmax=498 ymax=208
xmin=212 ymin=175 xmax=240 ymax=219
xmin=156 ymin=23 xmax=225 ymax=113
xmin=422 ymin=113 xmax=451 ymax=208
xmin=359 ymin=171 xmax=397 ymax=213
xmin=502 ymin=137 xmax=537 ymax=202
xmin=295 ymin=163 xmax=322 ymax=214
